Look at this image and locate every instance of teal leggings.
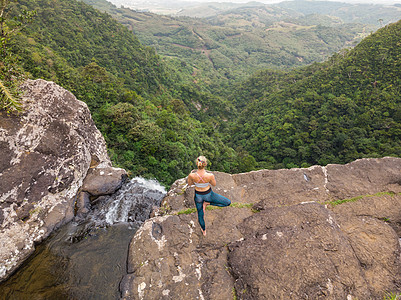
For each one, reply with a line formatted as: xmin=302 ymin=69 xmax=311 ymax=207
xmin=194 ymin=188 xmax=231 ymax=230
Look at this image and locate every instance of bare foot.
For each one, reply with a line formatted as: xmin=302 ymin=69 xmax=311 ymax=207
xmin=201 ymin=228 xmax=207 ymax=236
xmin=203 ymin=201 xmax=210 ymax=213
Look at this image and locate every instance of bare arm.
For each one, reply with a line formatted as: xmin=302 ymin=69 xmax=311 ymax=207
xmin=209 ymin=174 xmax=217 ymax=186
xmin=187 ymin=173 xmax=194 ymax=186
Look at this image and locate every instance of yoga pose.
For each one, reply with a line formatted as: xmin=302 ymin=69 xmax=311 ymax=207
xmin=187 ymin=156 xmax=231 ymax=236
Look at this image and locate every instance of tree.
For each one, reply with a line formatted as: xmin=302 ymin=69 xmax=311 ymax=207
xmin=0 ymin=0 xmax=35 ymax=112
xmin=1 ymin=0 xmax=36 ymax=58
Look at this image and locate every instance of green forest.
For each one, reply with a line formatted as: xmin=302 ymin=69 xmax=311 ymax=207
xmin=82 ymin=0 xmax=387 ymax=95
xmin=229 ymin=21 xmax=401 ymax=169
xmin=1 ymin=0 xmax=401 ymax=186
xmin=1 ymin=0 xmax=241 ymax=185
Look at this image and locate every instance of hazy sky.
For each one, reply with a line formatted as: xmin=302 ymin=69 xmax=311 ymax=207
xmin=180 ymin=0 xmax=401 ymax=3
xmin=114 ymin=0 xmax=401 ymax=5
xmin=108 ymin=0 xmax=401 ymax=11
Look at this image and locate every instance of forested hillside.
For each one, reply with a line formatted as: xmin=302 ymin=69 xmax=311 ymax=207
xmin=5 ymin=0 xmax=243 ymax=185
xmin=2 ymin=0 xmax=400 ymax=187
xmin=82 ymin=0 xmax=381 ymax=95
xmin=229 ymin=19 xmax=401 ymax=169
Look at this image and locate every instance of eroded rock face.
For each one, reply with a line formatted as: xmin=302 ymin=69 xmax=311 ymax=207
xmin=122 ymin=157 xmax=401 ymax=299
xmin=229 ymin=203 xmax=401 ymax=299
xmin=0 ymin=79 xmax=110 ymax=281
xmin=121 ymin=208 xmax=254 ymax=300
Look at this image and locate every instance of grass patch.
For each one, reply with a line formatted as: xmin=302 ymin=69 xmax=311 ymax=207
xmin=231 ymin=202 xmax=254 ymax=209
xmin=175 ymin=202 xmax=256 ymax=215
xmin=176 ymin=208 xmax=197 ymax=215
xmin=384 ymin=292 xmax=401 ymax=300
xmin=327 ymin=191 xmax=397 ymax=207
xmin=232 ymin=287 xmax=238 ymax=300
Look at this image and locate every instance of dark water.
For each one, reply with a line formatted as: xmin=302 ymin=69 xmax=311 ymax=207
xmin=0 ymin=177 xmax=166 ymax=300
xmin=0 ymin=224 xmax=134 ymax=300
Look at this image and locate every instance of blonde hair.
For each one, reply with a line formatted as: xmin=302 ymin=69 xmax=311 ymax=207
xmin=196 ymin=156 xmax=208 ymax=169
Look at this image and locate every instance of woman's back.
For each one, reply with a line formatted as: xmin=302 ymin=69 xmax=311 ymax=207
xmin=189 ymin=170 xmax=215 ymax=190
xmin=192 ymin=170 xmax=213 ymax=188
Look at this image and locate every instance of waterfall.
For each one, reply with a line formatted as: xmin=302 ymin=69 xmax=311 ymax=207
xmin=99 ymin=177 xmax=166 ymax=225
xmin=0 ymin=177 xmax=168 ymax=299
xmin=71 ymin=177 xmax=167 ymax=242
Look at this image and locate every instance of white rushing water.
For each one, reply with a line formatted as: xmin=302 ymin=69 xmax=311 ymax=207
xmin=99 ymin=177 xmax=166 ymax=226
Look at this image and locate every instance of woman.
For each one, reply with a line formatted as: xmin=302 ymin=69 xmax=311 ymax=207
xmin=187 ymin=156 xmax=231 ymax=236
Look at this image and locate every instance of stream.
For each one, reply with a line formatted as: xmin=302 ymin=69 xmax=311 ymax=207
xmin=0 ymin=177 xmax=166 ymax=300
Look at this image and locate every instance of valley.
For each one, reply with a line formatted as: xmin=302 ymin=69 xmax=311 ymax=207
xmin=1 ymin=0 xmax=401 ymax=298
xmin=83 ymin=0 xmax=400 ymax=93
xmin=1 ymin=0 xmax=401 ymax=184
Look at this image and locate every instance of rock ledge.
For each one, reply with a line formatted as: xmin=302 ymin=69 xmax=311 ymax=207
xmin=121 ymin=157 xmax=401 ymax=299
xmin=0 ymin=80 xmax=111 ymax=281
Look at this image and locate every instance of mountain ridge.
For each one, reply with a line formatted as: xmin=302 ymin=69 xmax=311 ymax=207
xmin=229 ymin=18 xmax=401 ymax=169
xmin=82 ymin=0 xmax=386 ymax=91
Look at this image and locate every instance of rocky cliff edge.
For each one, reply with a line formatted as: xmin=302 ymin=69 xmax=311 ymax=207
xmin=121 ymin=157 xmax=401 ymax=300
xmin=0 ymin=79 xmax=126 ymax=281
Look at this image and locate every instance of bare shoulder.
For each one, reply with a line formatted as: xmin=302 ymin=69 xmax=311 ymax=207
xmin=206 ymin=171 xmax=216 ymax=185
xmin=205 ymin=172 xmax=215 ymax=179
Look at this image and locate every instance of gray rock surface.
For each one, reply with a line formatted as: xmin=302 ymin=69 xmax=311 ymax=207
xmin=122 ymin=157 xmax=401 ymax=299
xmin=82 ymin=166 xmax=127 ymax=196
xmin=332 ymin=193 xmax=401 ymax=236
xmin=76 ymin=191 xmax=91 ymax=218
xmin=0 ymin=79 xmax=110 ymax=281
xmin=229 ymin=203 xmax=401 ymax=299
xmin=122 ymin=208 xmax=254 ymax=300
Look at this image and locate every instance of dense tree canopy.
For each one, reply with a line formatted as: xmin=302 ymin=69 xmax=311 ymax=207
xmin=5 ymin=0 xmax=244 ymax=185
xmin=0 ymin=0 xmax=35 ymax=112
xmin=2 ymin=0 xmax=400 ymax=186
xmin=229 ymin=20 xmax=401 ymax=169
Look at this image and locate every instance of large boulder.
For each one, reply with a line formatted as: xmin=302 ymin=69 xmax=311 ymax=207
xmin=161 ymin=157 xmax=401 ymax=214
xmin=121 ymin=157 xmax=401 ymax=299
xmin=0 ymin=79 xmax=111 ymax=281
xmin=228 ymin=202 xmax=401 ymax=299
xmin=121 ymin=207 xmax=254 ymax=300
xmin=81 ymin=167 xmax=127 ymax=197
xmin=324 ymin=157 xmax=401 ymax=200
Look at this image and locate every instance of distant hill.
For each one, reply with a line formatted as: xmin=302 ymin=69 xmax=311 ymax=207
xmin=277 ymin=1 xmax=401 ymax=25
xmin=175 ymin=2 xmax=268 ymax=18
xmin=229 ymin=19 xmax=401 ymax=169
xmin=82 ymin=0 xmax=384 ymax=94
xmin=107 ymin=0 xmax=401 ymax=25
